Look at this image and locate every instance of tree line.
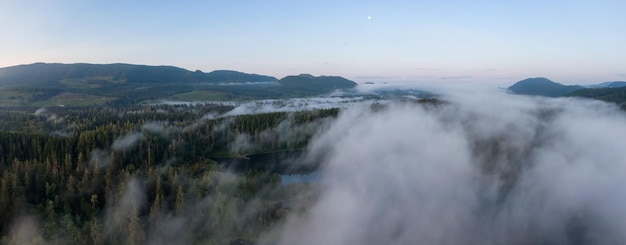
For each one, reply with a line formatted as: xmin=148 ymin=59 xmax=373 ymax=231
xmin=0 ymin=103 xmax=338 ymax=244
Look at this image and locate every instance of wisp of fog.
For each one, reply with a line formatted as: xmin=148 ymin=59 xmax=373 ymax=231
xmin=273 ymin=91 xmax=626 ymax=245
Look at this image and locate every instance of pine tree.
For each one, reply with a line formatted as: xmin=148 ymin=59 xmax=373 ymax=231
xmin=90 ymin=194 xmax=98 ymax=212
xmin=105 ymin=166 xmax=113 ymax=197
xmin=80 ymin=167 xmax=90 ymax=192
xmin=0 ymin=172 xmax=12 ymax=231
xmin=149 ymin=177 xmax=163 ymax=229
xmin=126 ymin=203 xmax=144 ymax=245
xmin=92 ymin=161 xmax=100 ymax=187
xmin=90 ymin=217 xmax=103 ymax=245
xmin=175 ymin=184 xmax=184 ymax=215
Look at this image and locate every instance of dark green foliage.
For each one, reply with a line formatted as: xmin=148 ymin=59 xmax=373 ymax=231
xmin=565 ymin=86 xmax=626 ymax=108
xmin=0 ymin=63 xmax=357 ymax=106
xmin=0 ymin=103 xmax=334 ymax=243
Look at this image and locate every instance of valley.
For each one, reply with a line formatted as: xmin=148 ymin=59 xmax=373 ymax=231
xmin=2 ymin=63 xmax=626 ymax=244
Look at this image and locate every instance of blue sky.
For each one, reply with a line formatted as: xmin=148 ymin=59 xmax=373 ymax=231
xmin=1 ymin=0 xmax=624 ymax=84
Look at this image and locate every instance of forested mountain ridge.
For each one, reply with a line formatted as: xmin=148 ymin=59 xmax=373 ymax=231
xmin=507 ymin=77 xmax=583 ymax=97
xmin=276 ymin=74 xmax=357 ymax=97
xmin=279 ymin=74 xmax=356 ymax=89
xmin=0 ymin=63 xmax=277 ymax=86
xmin=508 ymin=77 xmax=626 ymax=109
xmin=584 ymin=81 xmax=626 ymax=89
xmin=0 ymin=63 xmax=357 ymax=106
xmin=567 ymin=86 xmax=626 ymax=108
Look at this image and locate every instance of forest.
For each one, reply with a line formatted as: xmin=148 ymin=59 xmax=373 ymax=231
xmin=0 ymin=102 xmax=339 ymax=244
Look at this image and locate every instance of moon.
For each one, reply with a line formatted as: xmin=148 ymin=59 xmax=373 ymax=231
xmin=368 ymin=16 xmax=372 ymax=20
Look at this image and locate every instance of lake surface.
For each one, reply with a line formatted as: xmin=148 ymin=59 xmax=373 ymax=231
xmin=280 ymin=172 xmax=321 ymax=185
xmin=211 ymin=150 xmax=318 ymax=174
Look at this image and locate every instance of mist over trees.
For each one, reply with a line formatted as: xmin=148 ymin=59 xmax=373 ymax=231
xmin=274 ymin=92 xmax=626 ymax=245
xmin=2 ymin=88 xmax=626 ymax=245
xmin=0 ymin=102 xmax=338 ymax=244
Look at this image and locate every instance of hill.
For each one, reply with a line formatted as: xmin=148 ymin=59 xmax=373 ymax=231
xmin=0 ymin=63 xmax=276 ymax=87
xmin=507 ymin=77 xmax=583 ymax=97
xmin=583 ymin=81 xmax=626 ymax=89
xmin=277 ymin=74 xmax=357 ymax=94
xmin=204 ymin=70 xmax=277 ymax=84
xmin=0 ymin=63 xmax=356 ymax=106
xmin=507 ymin=77 xmax=626 ymax=109
xmin=566 ymin=86 xmax=626 ymax=109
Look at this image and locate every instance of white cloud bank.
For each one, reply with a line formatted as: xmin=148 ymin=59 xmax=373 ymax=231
xmin=273 ymin=91 xmax=626 ymax=245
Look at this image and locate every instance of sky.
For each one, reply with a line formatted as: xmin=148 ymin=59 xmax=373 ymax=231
xmin=1 ymin=0 xmax=625 ymax=85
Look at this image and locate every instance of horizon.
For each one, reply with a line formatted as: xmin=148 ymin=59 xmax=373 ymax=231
xmin=3 ymin=2 xmax=626 ymax=243
xmin=2 ymin=61 xmax=623 ymax=88
xmin=1 ymin=1 xmax=625 ymax=85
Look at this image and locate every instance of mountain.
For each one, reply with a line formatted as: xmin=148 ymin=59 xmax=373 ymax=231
xmin=204 ymin=70 xmax=277 ymax=83
xmin=584 ymin=81 xmax=626 ymax=89
xmin=507 ymin=77 xmax=583 ymax=97
xmin=0 ymin=63 xmax=276 ymax=87
xmin=278 ymin=74 xmax=357 ymax=92
xmin=566 ymin=86 xmax=626 ymax=108
xmin=507 ymin=77 xmax=626 ymax=110
xmin=0 ymin=63 xmax=356 ymax=106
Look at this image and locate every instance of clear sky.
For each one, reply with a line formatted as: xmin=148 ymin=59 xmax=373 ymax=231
xmin=1 ymin=0 xmax=625 ymax=84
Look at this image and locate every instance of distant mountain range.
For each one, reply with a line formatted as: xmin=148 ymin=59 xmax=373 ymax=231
xmin=508 ymin=77 xmax=626 ymax=108
xmin=583 ymin=81 xmax=626 ymax=89
xmin=0 ymin=63 xmax=278 ymax=86
xmin=0 ymin=63 xmax=357 ymax=106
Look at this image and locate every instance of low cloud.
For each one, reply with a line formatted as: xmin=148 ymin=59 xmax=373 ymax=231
xmin=441 ymin=75 xmax=473 ymax=80
xmin=105 ymin=178 xmax=146 ymax=243
xmin=111 ymin=132 xmax=145 ymax=151
xmin=217 ymin=97 xmax=366 ymax=118
xmin=33 ymin=107 xmax=47 ymax=116
xmin=3 ymin=216 xmax=45 ymax=244
xmin=142 ymin=121 xmax=181 ymax=137
xmin=354 ymin=75 xmax=390 ymax=80
xmin=89 ymin=149 xmax=110 ymax=168
xmin=273 ymin=91 xmax=626 ymax=245
xmin=33 ymin=107 xmax=64 ymax=124
xmin=230 ymin=133 xmax=255 ymax=154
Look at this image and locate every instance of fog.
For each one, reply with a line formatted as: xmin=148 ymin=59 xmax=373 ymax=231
xmin=228 ymin=113 xmax=335 ymax=155
xmin=272 ymin=91 xmax=626 ymax=245
xmin=9 ymin=87 xmax=626 ymax=244
xmin=209 ymin=97 xmax=368 ymax=119
xmin=34 ymin=107 xmax=64 ymax=124
xmin=111 ymin=132 xmax=145 ymax=151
